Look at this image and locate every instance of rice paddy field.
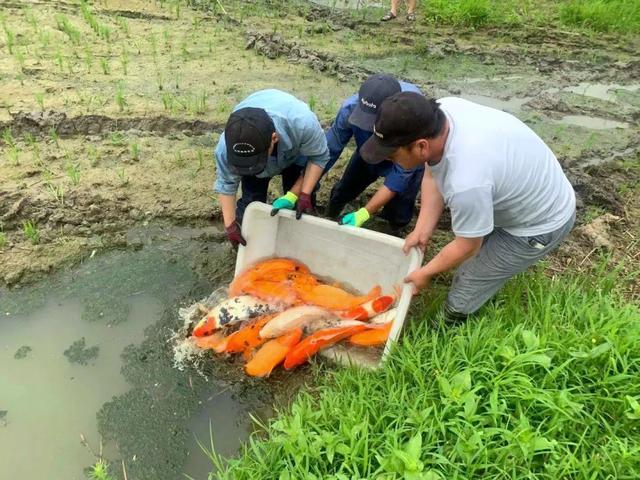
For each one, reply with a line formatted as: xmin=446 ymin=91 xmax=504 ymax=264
xmin=0 ymin=0 xmax=639 ymax=479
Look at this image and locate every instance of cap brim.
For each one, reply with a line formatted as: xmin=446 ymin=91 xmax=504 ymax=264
xmin=228 ymin=150 xmax=268 ymax=176
xmin=360 ymin=136 xmax=397 ymax=165
xmin=348 ymin=107 xmax=377 ymax=132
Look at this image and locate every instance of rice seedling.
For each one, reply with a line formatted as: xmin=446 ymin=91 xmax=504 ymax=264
xmin=114 ymin=80 xmax=126 ymax=112
xmin=130 ymin=141 xmax=140 ymax=161
xmin=26 ymin=9 xmax=39 ymax=33
xmin=88 ymin=145 xmax=100 ymax=167
xmin=174 ymin=151 xmax=186 ymax=168
xmin=35 ymin=92 xmax=45 ymax=110
xmin=65 ymin=162 xmax=81 ymax=185
xmin=7 ymin=146 xmax=19 ymax=166
xmin=100 ymin=57 xmax=110 ymax=75
xmin=84 ymin=45 xmax=94 ymax=73
xmin=22 ymin=220 xmax=40 ymax=245
xmin=215 ymin=261 xmax=640 ymax=479
xmin=308 ymin=94 xmax=317 ymax=113
xmin=109 ymin=132 xmax=124 ymax=146
xmin=0 ymin=231 xmax=6 ymax=250
xmin=161 ymin=92 xmax=174 ymax=111
xmin=163 ymin=29 xmax=171 ymax=50
xmin=120 ymin=47 xmax=129 ymax=75
xmin=3 ymin=25 xmax=15 ymax=54
xmin=55 ymin=48 xmax=64 ymax=71
xmin=2 ymin=127 xmax=15 ymax=148
xmin=116 ymin=167 xmax=128 ymax=185
xmin=49 ymin=127 xmax=60 ymax=148
xmin=55 ymin=15 xmax=82 ymax=45
xmin=116 ymin=16 xmax=129 ymax=37
xmin=14 ymin=50 xmax=26 ymax=72
xmin=39 ymin=30 xmax=51 ymax=48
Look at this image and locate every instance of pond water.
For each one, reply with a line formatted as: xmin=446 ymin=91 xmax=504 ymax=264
xmin=0 ymin=234 xmax=270 ymax=480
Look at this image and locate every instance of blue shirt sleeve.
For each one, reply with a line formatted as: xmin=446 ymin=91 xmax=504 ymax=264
xmin=383 ymin=164 xmax=423 ymax=194
xmin=298 ymin=112 xmax=330 ymax=169
xmin=325 ymin=96 xmax=356 ymax=172
xmin=213 ymin=134 xmax=240 ymax=196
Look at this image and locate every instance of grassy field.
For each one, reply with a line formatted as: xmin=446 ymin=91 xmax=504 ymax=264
xmin=210 ymin=260 xmax=640 ymax=479
xmin=416 ymin=0 xmax=640 ymax=33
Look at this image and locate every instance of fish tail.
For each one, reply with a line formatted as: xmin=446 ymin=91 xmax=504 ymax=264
xmin=348 ymin=322 xmax=392 ymax=346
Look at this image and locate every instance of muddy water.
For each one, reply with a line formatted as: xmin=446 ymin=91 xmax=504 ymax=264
xmin=0 ymin=236 xmax=267 ymax=480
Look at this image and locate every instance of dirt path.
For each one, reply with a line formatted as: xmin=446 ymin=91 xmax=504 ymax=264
xmin=0 ymin=0 xmax=638 ymax=292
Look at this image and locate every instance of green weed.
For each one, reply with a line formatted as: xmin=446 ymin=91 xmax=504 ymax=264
xmin=89 ymin=459 xmax=114 ymax=480
xmin=2 ymin=127 xmax=15 ymax=148
xmin=0 ymin=231 xmax=6 ymax=250
xmin=116 ymin=167 xmax=128 ymax=184
xmin=560 ymin=0 xmax=640 ymax=33
xmin=109 ymin=132 xmax=124 ymax=146
xmin=7 ymin=146 xmax=19 ymax=166
xmin=22 ymin=220 xmax=40 ymax=245
xmin=217 ymin=262 xmax=640 ymax=479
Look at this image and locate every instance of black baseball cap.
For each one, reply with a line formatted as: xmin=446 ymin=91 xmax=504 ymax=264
xmin=361 ymin=92 xmax=442 ymax=164
xmin=225 ymin=107 xmax=275 ymax=175
xmin=348 ymin=73 xmax=401 ymax=132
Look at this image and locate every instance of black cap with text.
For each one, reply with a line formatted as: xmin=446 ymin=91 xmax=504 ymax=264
xmin=348 ymin=74 xmax=401 ymax=132
xmin=225 ymin=107 xmax=275 ymax=176
xmin=361 ymin=92 xmax=440 ymax=164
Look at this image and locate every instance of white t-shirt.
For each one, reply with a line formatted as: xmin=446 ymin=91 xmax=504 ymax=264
xmin=430 ymin=97 xmax=576 ymax=238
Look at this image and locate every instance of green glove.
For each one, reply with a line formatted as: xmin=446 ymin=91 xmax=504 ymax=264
xmin=339 ymin=207 xmax=370 ymax=227
xmin=270 ymin=191 xmax=298 ymax=216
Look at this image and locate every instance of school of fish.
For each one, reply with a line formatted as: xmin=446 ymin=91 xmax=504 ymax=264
xmin=190 ymin=257 xmax=397 ymax=377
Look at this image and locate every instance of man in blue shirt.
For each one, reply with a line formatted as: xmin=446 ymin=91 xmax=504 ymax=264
xmin=325 ymin=74 xmax=424 ymax=231
xmin=214 ymin=89 xmax=330 ymax=246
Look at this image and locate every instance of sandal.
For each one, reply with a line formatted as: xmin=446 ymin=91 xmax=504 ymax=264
xmin=381 ymin=11 xmax=397 ymax=22
xmin=407 ymin=12 xmax=416 ymax=22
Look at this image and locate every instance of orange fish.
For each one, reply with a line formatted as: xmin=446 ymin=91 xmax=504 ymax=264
xmin=348 ymin=322 xmax=393 ymax=346
xmin=242 ymin=280 xmax=299 ymax=306
xmin=283 ymin=324 xmax=367 ymax=370
xmin=341 ymin=294 xmax=395 ymax=321
xmin=296 ymin=284 xmax=382 ymax=311
xmin=229 ymin=258 xmax=310 ymax=297
xmin=224 ymin=314 xmax=275 ymax=354
xmin=245 ymin=328 xmax=303 ymax=377
xmin=193 ymin=332 xmax=229 ymax=353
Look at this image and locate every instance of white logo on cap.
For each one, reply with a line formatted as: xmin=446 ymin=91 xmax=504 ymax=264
xmin=361 ymin=98 xmax=377 ymax=109
xmin=232 ymin=142 xmax=256 ymax=154
xmin=373 ymin=125 xmax=384 ymax=139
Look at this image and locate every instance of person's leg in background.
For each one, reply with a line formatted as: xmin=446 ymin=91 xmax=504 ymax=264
xmin=326 ymin=151 xmax=379 ymax=219
xmin=381 ymin=0 xmax=399 ymax=21
xmin=236 ymin=175 xmax=270 ymax=225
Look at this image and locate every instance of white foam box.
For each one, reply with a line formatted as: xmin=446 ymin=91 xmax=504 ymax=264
xmin=237 ymin=202 xmax=423 ymax=368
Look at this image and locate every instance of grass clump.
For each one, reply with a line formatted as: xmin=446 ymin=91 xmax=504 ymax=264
xmin=215 ymin=263 xmax=640 ymax=479
xmin=559 ymin=0 xmax=640 ymax=33
xmin=22 ymin=220 xmax=40 ymax=245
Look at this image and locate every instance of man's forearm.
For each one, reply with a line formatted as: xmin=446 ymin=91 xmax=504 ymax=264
xmin=364 ymin=185 xmax=396 ymax=214
xmin=300 ymin=162 xmax=324 ymax=195
xmin=421 ymin=237 xmax=482 ymax=277
xmin=218 ymin=194 xmax=237 ymax=227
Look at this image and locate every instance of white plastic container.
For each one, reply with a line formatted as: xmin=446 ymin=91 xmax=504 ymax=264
xmin=237 ymin=202 xmax=423 ymax=368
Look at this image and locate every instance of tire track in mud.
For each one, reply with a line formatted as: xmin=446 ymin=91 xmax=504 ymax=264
xmin=0 ymin=110 xmax=224 ymax=139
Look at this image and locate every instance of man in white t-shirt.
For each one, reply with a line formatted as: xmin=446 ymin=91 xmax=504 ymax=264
xmin=361 ymin=92 xmax=576 ymax=322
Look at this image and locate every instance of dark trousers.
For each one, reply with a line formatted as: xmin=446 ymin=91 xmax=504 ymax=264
xmin=236 ymin=164 xmax=307 ymax=224
xmin=328 ymin=152 xmax=420 ymax=227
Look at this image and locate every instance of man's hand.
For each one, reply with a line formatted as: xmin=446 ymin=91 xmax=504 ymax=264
xmin=403 ymin=228 xmax=431 ymax=254
xmin=295 ymin=192 xmax=313 ymax=219
xmin=404 ymin=268 xmax=432 ymax=295
xmin=339 ymin=207 xmax=370 ymax=228
xmin=225 ymin=221 xmax=246 ymax=247
xmin=270 ymin=191 xmax=298 ymax=216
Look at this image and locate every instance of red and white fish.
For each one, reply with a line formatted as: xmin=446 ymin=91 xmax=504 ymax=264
xmin=340 ymin=294 xmax=396 ymax=321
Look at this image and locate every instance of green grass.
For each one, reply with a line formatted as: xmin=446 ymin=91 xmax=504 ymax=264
xmin=213 ymin=262 xmax=640 ymax=479
xmin=418 ymin=0 xmax=640 ymax=33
